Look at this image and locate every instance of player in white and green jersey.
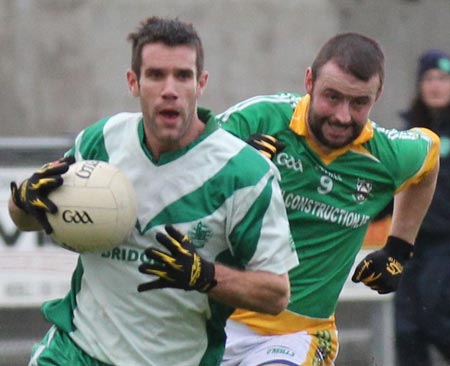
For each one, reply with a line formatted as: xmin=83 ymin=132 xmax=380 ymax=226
xmin=34 ymin=109 xmax=296 ymax=366
xmin=8 ymin=18 xmax=297 ymax=366
xmin=218 ymin=33 xmax=440 ymax=366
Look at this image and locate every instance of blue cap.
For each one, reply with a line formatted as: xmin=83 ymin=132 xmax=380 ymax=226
xmin=418 ymin=49 xmax=450 ymax=80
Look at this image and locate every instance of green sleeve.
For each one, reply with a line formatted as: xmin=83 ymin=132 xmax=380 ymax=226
xmin=369 ymin=124 xmax=439 ymax=190
xmin=217 ymin=93 xmax=300 ymax=140
xmin=65 ymin=117 xmax=110 ymax=162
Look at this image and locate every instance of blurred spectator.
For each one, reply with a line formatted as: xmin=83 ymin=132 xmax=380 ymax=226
xmin=394 ymin=49 xmax=450 ymax=366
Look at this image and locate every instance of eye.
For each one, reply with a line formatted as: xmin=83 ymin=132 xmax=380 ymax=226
xmin=176 ymin=69 xmax=194 ymax=81
xmin=352 ymin=97 xmax=370 ymax=107
xmin=327 ymin=93 xmax=341 ymax=103
xmin=145 ymin=69 xmax=164 ymax=80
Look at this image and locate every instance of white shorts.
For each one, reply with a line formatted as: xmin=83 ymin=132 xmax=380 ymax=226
xmin=221 ymin=319 xmax=338 ymax=366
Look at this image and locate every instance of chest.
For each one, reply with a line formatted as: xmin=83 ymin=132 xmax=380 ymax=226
xmin=273 ymin=138 xmax=395 ymax=220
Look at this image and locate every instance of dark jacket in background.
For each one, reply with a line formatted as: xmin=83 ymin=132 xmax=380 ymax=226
xmin=395 ymin=106 xmax=450 ymax=365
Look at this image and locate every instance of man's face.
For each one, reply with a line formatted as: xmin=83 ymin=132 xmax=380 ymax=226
xmin=127 ymin=42 xmax=207 ymax=153
xmin=305 ymin=61 xmax=381 ymax=152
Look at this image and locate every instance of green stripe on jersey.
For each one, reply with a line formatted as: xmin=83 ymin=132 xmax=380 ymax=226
xmin=144 ymin=145 xmax=267 ymax=223
xmin=74 ymin=117 xmax=110 ymax=161
xmin=41 ymin=258 xmax=84 ymax=332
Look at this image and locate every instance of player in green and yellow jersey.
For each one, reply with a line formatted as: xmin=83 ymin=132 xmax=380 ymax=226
xmin=218 ymin=33 xmax=440 ymax=366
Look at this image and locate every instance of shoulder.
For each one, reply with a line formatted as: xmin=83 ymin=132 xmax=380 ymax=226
xmin=72 ymin=112 xmax=142 ymax=160
xmin=217 ymin=92 xmax=301 ymax=122
xmin=370 ymin=121 xmax=439 ymax=147
xmin=209 ymin=128 xmax=279 ymax=180
xmin=367 ymin=121 xmax=440 ymax=180
xmin=217 ymin=93 xmax=301 ymax=138
xmin=82 ymin=112 xmax=141 ymax=137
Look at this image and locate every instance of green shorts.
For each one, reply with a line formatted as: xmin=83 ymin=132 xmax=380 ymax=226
xmin=29 ymin=325 xmax=113 ymax=366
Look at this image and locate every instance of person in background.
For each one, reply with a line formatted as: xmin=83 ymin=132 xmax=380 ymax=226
xmin=8 ymin=17 xmax=298 ymax=366
xmin=394 ymin=49 xmax=450 ymax=366
xmin=217 ymin=33 xmax=440 ymax=366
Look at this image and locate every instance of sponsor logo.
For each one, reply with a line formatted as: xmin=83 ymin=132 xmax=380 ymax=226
xmin=353 ymin=179 xmax=372 ymax=203
xmin=276 ymin=152 xmax=303 ymax=172
xmin=188 ymin=222 xmax=212 ymax=248
xmin=265 ymin=345 xmax=296 ymax=357
xmin=315 ymin=330 xmax=333 ymax=366
xmin=375 ymin=125 xmax=421 ymax=141
xmin=282 ymin=191 xmax=370 ymax=228
xmin=101 ymin=247 xmax=148 ymax=262
xmin=62 ymin=210 xmax=93 ymax=224
xmin=100 ymin=222 xmax=213 ymax=263
xmin=75 ymin=160 xmax=100 ymax=179
xmin=386 ymin=257 xmax=403 ymax=276
xmin=316 ymin=165 xmax=342 ymax=181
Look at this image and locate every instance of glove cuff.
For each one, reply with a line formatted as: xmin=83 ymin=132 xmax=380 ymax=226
xmin=384 ymin=235 xmax=413 ymax=261
xmin=10 ymin=181 xmax=27 ymax=212
xmin=197 ymin=259 xmax=217 ymax=293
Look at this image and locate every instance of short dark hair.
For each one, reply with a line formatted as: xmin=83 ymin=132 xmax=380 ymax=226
xmin=311 ymin=33 xmax=385 ymax=89
xmin=127 ymin=17 xmax=204 ymax=80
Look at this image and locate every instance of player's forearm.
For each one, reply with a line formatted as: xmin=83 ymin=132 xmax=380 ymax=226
xmin=209 ymin=264 xmax=290 ymax=315
xmin=390 ymin=161 xmax=439 ymax=243
xmin=8 ymin=198 xmax=42 ymax=231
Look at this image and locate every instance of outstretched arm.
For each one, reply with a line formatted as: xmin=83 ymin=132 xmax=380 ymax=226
xmin=389 ymin=160 xmax=439 ymax=243
xmin=352 ymin=161 xmax=439 ymax=294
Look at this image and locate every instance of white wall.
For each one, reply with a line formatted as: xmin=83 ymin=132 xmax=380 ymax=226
xmin=0 ymin=0 xmax=449 ymax=136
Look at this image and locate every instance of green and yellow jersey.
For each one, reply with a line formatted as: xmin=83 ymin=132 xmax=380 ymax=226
xmin=218 ymin=93 xmax=439 ymax=334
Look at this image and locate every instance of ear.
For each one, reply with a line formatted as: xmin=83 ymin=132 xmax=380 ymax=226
xmin=375 ymin=81 xmax=384 ymax=102
xmin=126 ymin=69 xmax=140 ymax=97
xmin=196 ymin=71 xmax=209 ymax=97
xmin=305 ymin=67 xmax=313 ymax=94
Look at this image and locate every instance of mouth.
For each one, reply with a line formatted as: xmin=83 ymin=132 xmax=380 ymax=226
xmin=325 ymin=121 xmax=351 ymax=138
xmin=158 ymin=107 xmax=181 ymax=125
xmin=159 ymin=108 xmax=180 ymax=119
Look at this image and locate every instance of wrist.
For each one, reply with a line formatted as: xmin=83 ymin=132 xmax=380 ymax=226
xmin=198 ymin=259 xmax=217 ymax=293
xmin=384 ymin=235 xmax=414 ymax=261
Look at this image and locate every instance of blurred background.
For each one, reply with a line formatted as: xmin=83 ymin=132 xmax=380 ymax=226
xmin=1 ymin=0 xmax=449 ymax=365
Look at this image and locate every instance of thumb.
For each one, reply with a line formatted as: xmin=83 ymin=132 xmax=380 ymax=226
xmin=351 ymin=264 xmax=363 ymax=283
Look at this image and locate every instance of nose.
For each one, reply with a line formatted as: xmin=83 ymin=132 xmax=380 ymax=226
xmin=334 ymin=102 xmax=352 ymax=124
xmin=161 ymin=76 xmax=178 ymax=99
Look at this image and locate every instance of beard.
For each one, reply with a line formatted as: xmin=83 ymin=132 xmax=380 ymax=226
xmin=308 ymin=108 xmax=364 ymax=149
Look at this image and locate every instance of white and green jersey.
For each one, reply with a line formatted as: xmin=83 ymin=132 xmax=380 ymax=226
xmin=218 ymin=93 xmax=440 ymax=330
xmin=41 ymin=108 xmax=298 ymax=366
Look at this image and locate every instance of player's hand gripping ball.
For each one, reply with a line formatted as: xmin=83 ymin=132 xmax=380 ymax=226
xmin=10 ymin=156 xmax=75 ymax=234
xmin=351 ymin=236 xmax=413 ymax=294
xmin=46 ymin=160 xmax=138 ymax=253
xmin=138 ymin=225 xmax=217 ymax=293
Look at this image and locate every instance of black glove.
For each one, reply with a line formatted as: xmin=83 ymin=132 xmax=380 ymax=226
xmin=247 ymin=134 xmax=285 ymax=160
xmin=138 ymin=225 xmax=217 ymax=293
xmin=10 ymin=156 xmax=75 ymax=234
xmin=351 ymin=236 xmax=413 ymax=294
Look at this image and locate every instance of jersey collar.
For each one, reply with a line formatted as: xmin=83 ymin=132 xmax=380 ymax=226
xmin=138 ymin=107 xmax=218 ymax=165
